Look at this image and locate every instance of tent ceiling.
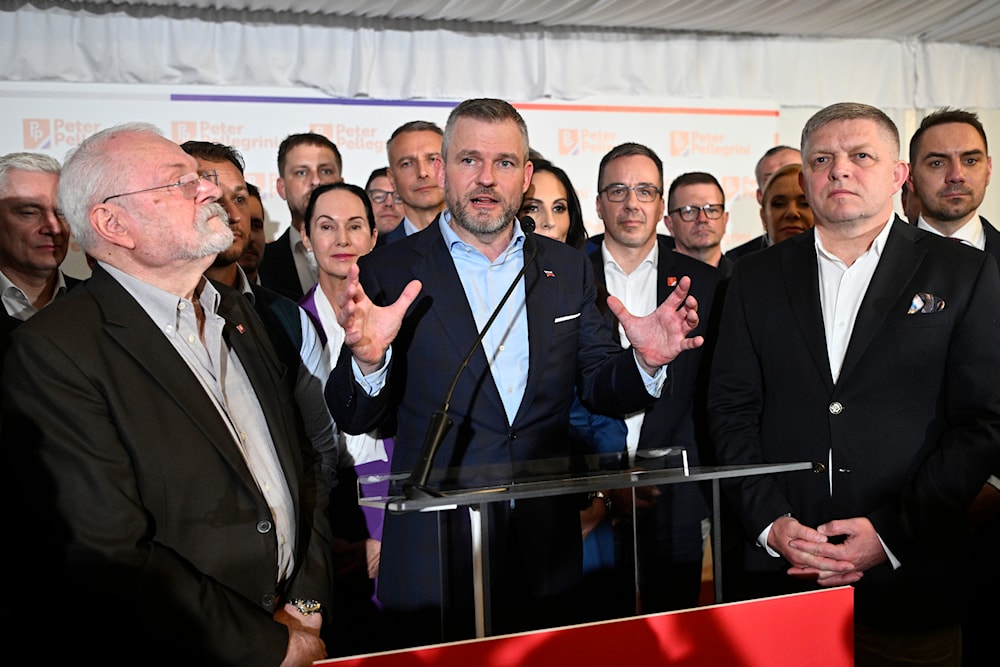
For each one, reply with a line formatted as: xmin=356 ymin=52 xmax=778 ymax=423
xmin=62 ymin=0 xmax=1000 ymax=48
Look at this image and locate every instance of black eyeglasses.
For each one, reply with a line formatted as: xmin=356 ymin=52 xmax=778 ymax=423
xmin=102 ymin=171 xmax=219 ymax=204
xmin=599 ymin=184 xmax=662 ymax=203
xmin=669 ymin=204 xmax=725 ymax=222
xmin=367 ymin=189 xmax=402 ymax=205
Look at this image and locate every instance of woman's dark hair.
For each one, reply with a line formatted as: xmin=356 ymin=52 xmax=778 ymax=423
xmin=303 ymin=182 xmax=376 ymax=236
xmin=525 ymin=158 xmax=588 ymax=250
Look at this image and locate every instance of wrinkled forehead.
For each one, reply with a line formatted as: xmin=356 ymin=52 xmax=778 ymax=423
xmin=805 ymin=118 xmax=899 ymax=156
xmin=115 ymin=133 xmax=198 ymax=184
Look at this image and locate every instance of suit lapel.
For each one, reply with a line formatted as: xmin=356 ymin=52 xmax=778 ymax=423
xmin=91 ymin=268 xmax=269 ymax=497
xmin=410 ymin=226 xmax=508 ymax=418
xmin=980 ymin=216 xmax=1000 ymax=270
xmin=781 ymin=230 xmax=835 ymax=390
xmin=515 ymin=242 xmax=555 ymax=425
xmin=838 ymin=218 xmax=925 ymax=385
xmin=215 ymin=287 xmax=303 ymax=499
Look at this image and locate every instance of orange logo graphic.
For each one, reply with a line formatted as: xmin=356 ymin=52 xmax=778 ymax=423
xmin=670 ymin=131 xmax=690 ymax=157
xmin=171 ymin=121 xmax=198 ymax=143
xmin=23 ymin=119 xmax=51 ymax=149
xmin=558 ymin=129 xmax=580 ymax=156
xmin=310 ymin=124 xmax=334 ymax=139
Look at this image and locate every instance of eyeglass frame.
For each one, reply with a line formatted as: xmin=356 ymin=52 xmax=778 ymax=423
xmin=102 ymin=170 xmax=219 ymax=204
xmin=367 ymin=188 xmax=402 ymax=205
xmin=598 ymin=183 xmax=663 ymax=203
xmin=668 ymin=203 xmax=726 ymax=222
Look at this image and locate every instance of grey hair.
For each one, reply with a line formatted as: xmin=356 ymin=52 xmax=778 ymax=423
xmin=801 ymin=103 xmax=899 ymax=157
xmin=441 ymin=98 xmax=529 ymax=162
xmin=0 ymin=152 xmax=61 ymax=196
xmin=58 ymin=122 xmax=163 ymax=252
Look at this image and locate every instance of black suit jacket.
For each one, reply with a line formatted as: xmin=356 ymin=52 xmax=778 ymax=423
xmin=981 ymin=215 xmax=1000 ymax=267
xmin=260 ymin=227 xmax=307 ymax=301
xmin=725 ymin=233 xmax=768 ymax=260
xmin=327 ymin=222 xmax=657 ymax=621
xmin=589 ymin=235 xmax=722 ymax=563
xmin=2 ymin=266 xmax=334 ymax=665
xmin=709 ymin=218 xmax=1000 ymax=629
xmin=589 ymin=235 xmax=720 ymax=463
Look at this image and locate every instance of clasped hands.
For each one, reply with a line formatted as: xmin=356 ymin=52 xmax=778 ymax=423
xmin=769 ymin=515 xmax=889 ymax=587
xmin=336 ymin=264 xmax=703 ymax=375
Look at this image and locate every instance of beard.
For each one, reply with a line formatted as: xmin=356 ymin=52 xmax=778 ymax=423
xmin=924 ymin=185 xmax=983 ymax=223
xmin=211 ymin=228 xmax=250 ymax=267
xmin=177 ymin=202 xmax=233 ymax=261
xmin=447 ymin=186 xmax=520 ymax=237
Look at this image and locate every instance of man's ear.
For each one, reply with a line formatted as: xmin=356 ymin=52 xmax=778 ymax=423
xmin=91 ymin=204 xmax=136 ymax=250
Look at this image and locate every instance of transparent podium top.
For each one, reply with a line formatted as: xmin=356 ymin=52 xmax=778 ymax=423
xmin=355 ymin=449 xmax=811 ymax=513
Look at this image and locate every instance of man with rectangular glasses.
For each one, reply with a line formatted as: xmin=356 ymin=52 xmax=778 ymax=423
xmin=666 ymin=172 xmax=734 ymax=276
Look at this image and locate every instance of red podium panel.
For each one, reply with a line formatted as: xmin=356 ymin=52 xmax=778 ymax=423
xmin=321 ymin=586 xmax=853 ymax=666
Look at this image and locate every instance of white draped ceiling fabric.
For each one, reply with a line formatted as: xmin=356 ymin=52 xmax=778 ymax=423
xmin=3 ymin=0 xmax=1000 ymax=110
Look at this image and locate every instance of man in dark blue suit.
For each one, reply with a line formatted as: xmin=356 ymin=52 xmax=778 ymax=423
xmin=326 ymin=98 xmax=705 ymax=647
xmin=907 ymin=106 xmax=998 ymax=667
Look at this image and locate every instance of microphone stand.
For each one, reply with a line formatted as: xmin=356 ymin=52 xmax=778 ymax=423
xmin=404 ymin=216 xmax=539 ymax=499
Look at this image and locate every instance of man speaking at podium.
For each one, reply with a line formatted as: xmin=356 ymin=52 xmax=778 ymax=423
xmin=327 ymin=98 xmax=704 ymax=647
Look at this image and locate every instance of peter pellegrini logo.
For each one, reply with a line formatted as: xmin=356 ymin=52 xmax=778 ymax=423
xmin=23 ymin=118 xmax=101 ymax=149
xmin=558 ymin=129 xmax=580 ymax=156
xmin=670 ymin=131 xmax=691 ymax=157
xmin=557 ymin=128 xmax=617 ymax=156
xmin=171 ymin=121 xmax=199 ymax=143
xmin=312 ymin=123 xmax=385 ymax=152
xmin=23 ymin=119 xmax=51 ymax=149
xmin=674 ymin=130 xmax=751 ymax=158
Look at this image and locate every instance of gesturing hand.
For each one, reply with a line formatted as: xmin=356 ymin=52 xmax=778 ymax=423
xmin=336 ymin=263 xmax=422 ymax=374
xmin=609 ymin=275 xmax=703 ymax=375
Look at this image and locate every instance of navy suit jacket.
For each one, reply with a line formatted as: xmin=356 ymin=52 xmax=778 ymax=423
xmin=327 ymin=221 xmax=657 ymax=616
xmin=2 ymin=266 xmax=334 ymax=664
xmin=260 ymin=227 xmax=306 ymax=301
xmin=709 ymin=218 xmax=1000 ymax=629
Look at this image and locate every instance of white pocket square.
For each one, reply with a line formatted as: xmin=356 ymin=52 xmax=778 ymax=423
xmin=554 ymin=313 xmax=581 ymax=324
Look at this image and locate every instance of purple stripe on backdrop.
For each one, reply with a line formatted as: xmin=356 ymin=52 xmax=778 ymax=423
xmin=170 ymin=94 xmax=458 ymax=108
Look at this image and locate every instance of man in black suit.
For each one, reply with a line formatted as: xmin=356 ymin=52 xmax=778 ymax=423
xmin=378 ymin=120 xmax=446 ymax=246
xmin=2 ymin=124 xmax=334 ymax=666
xmin=260 ymin=132 xmax=343 ymax=300
xmin=327 ymin=98 xmax=704 ymax=646
xmin=589 ymin=142 xmax=720 ymax=613
xmin=0 ymin=152 xmax=79 ymax=342
xmin=907 ymin=106 xmax=998 ymax=667
xmin=709 ymin=102 xmax=1000 ymax=666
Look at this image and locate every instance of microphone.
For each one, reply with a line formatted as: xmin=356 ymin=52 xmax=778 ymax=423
xmin=404 ymin=216 xmax=539 ymax=498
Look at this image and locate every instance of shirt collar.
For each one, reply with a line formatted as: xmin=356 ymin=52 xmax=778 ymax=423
xmin=101 ymin=261 xmax=221 ymax=327
xmin=600 ymin=238 xmax=659 ymax=275
xmin=439 ymin=209 xmax=525 ymax=259
xmin=916 ymin=212 xmax=985 ymax=250
xmin=814 ymin=214 xmax=893 ymax=265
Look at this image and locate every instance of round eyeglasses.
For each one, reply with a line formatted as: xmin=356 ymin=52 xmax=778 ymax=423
xmin=102 ymin=171 xmax=219 ymax=204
